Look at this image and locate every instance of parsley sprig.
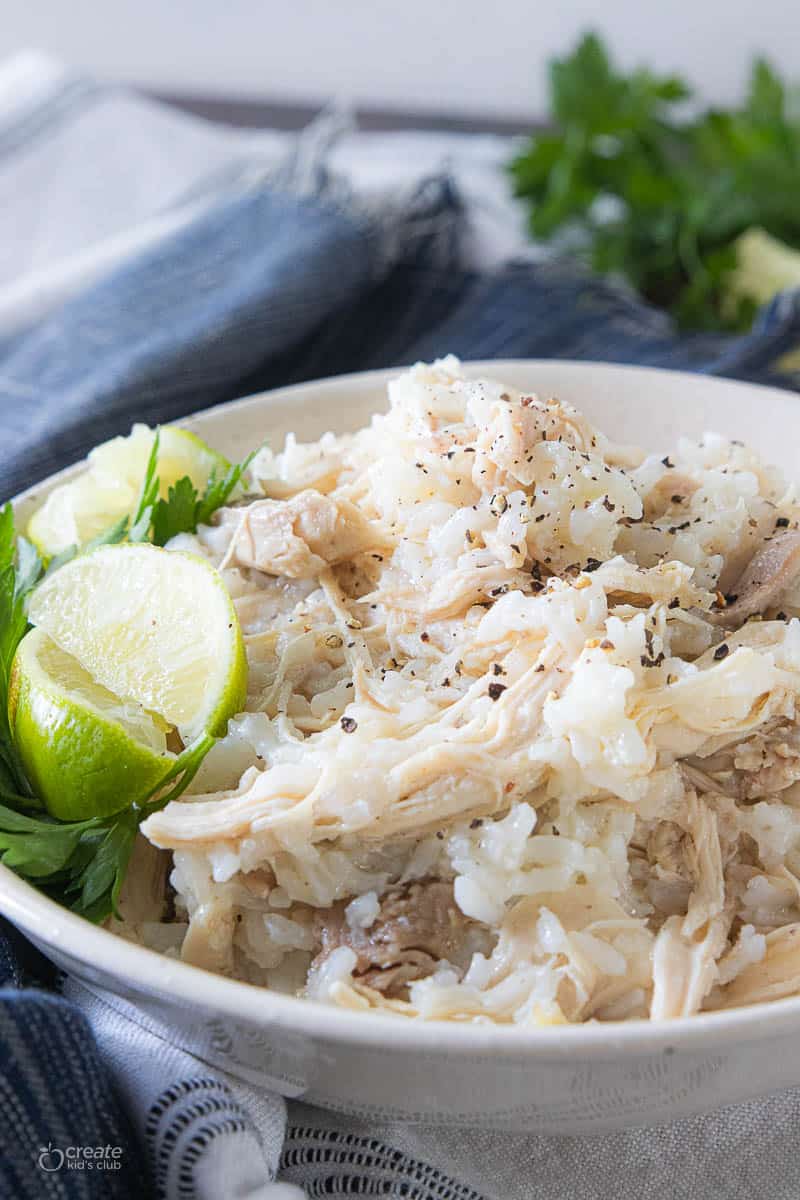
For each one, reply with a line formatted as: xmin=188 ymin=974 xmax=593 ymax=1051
xmin=0 ymin=432 xmax=254 ymax=921
xmin=131 ymin=430 xmax=256 ymax=546
xmin=510 ymin=33 xmax=800 ymax=330
xmin=0 ymin=733 xmax=213 ymax=922
xmin=49 ymin=430 xmax=256 ymax=569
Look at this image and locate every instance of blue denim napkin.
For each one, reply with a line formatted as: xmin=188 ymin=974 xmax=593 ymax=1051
xmin=3 ymin=162 xmax=800 ymax=502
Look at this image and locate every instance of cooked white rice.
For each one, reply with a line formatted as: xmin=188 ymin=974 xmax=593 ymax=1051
xmin=118 ymin=357 xmax=800 ymax=1024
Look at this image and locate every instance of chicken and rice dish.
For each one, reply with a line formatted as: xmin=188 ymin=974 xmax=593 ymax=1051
xmin=113 ymin=358 xmax=800 ymax=1024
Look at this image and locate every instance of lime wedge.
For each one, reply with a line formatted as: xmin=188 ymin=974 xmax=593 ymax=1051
xmin=9 ymin=628 xmax=174 ymax=820
xmin=27 ymin=424 xmax=230 ymax=558
xmin=27 ymin=543 xmax=247 ymax=742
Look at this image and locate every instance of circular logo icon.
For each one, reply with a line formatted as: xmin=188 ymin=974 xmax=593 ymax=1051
xmin=38 ymin=1143 xmax=64 ymax=1172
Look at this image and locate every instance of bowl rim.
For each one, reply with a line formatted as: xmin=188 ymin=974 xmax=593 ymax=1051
xmin=4 ymin=356 xmax=800 ymax=1058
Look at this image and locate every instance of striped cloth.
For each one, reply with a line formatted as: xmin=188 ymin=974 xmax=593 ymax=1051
xmin=3 ymin=52 xmax=800 ymax=1200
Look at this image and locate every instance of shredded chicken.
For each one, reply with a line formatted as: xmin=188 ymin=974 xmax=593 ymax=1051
xmin=113 ymin=835 xmax=170 ymax=926
xmin=711 ymin=924 xmax=800 ymax=1007
xmin=711 ymin=530 xmax=800 ymax=627
xmin=169 ymin=851 xmax=239 ymax=974
xmin=645 ymin=822 xmax=693 ymax=918
xmin=216 ymin=490 xmax=388 ymax=578
xmin=142 ymin=648 xmax=563 ymax=848
xmin=650 ymin=794 xmax=729 ymax=1018
xmin=310 ymin=881 xmax=477 ymax=996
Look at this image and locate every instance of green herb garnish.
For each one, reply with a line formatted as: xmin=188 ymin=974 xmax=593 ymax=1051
xmin=0 ymin=430 xmax=256 ymax=920
xmin=150 ymin=451 xmax=257 ymax=546
xmin=104 ymin=429 xmax=256 ymax=548
xmin=0 ymin=491 xmax=223 ymax=922
xmin=0 ymin=733 xmax=214 ymax=922
xmin=510 ymin=33 xmax=800 ymax=330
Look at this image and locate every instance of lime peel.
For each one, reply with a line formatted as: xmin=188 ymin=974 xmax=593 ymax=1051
xmin=9 ymin=628 xmax=175 ymax=821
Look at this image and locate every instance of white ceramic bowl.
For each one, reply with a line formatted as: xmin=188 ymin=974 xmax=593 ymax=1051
xmin=4 ymin=361 xmax=800 ymax=1134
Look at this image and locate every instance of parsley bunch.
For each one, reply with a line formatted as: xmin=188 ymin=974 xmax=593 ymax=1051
xmin=0 ymin=433 xmax=254 ymax=921
xmin=510 ymin=33 xmax=800 ymax=330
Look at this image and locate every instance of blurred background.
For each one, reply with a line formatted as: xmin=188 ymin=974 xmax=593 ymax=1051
xmin=1 ymin=0 xmax=797 ymax=124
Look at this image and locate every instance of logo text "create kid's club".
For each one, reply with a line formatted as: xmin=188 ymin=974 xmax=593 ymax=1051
xmin=37 ymin=1142 xmax=124 ymax=1172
